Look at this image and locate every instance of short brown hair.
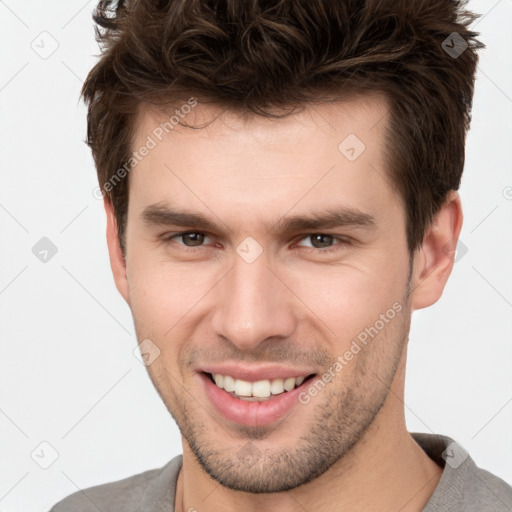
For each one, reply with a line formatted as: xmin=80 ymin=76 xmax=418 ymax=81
xmin=82 ymin=0 xmax=483 ymax=255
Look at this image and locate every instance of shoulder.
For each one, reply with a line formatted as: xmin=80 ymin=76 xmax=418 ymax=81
xmin=49 ymin=455 xmax=182 ymax=512
xmin=459 ymin=464 xmax=512 ymax=511
xmin=412 ymin=432 xmax=512 ymax=512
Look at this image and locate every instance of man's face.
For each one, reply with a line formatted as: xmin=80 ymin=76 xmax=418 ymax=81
xmin=119 ymin=95 xmax=414 ymax=492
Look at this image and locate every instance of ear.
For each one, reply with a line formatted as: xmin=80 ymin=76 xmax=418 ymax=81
xmin=410 ymin=191 xmax=463 ymax=311
xmin=104 ymin=199 xmax=130 ymax=305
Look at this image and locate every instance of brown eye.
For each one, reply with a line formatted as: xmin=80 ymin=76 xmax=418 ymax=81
xmin=295 ymin=233 xmax=350 ymax=254
xmin=179 ymin=232 xmax=205 ymax=246
xmin=309 ymin=234 xmax=335 ymax=248
xmin=163 ymin=231 xmax=215 ymax=251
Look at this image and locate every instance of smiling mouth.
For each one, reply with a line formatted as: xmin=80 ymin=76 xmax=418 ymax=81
xmin=204 ymin=372 xmax=316 ymax=401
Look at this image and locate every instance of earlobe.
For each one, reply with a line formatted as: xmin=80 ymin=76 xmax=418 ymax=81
xmin=104 ymin=198 xmax=130 ymax=304
xmin=410 ymin=191 xmax=463 ymax=311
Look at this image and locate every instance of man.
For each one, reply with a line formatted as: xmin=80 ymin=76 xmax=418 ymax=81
xmin=51 ymin=0 xmax=512 ymax=510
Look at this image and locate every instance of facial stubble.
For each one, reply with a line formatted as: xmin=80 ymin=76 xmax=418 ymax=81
xmin=142 ymin=271 xmax=413 ymax=493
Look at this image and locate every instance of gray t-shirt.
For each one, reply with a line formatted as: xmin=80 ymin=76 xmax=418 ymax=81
xmin=50 ymin=433 xmax=512 ymax=511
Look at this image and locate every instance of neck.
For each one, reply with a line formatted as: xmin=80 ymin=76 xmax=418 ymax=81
xmin=175 ymin=350 xmax=442 ymax=512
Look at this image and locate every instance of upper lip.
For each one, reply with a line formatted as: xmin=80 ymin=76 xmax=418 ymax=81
xmin=199 ymin=363 xmax=316 ymax=382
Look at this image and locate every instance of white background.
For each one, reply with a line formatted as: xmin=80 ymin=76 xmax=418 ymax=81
xmin=0 ymin=1 xmax=511 ymax=510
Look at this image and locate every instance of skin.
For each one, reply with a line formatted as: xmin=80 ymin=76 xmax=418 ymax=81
xmin=105 ymin=94 xmax=462 ymax=512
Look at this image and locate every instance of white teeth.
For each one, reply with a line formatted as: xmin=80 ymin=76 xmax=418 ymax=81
xmin=223 ymin=375 xmax=236 ymax=392
xmin=234 ymin=379 xmax=252 ymax=396
xmin=210 ymin=373 xmax=309 ymax=398
xmin=252 ymin=380 xmax=271 ymax=398
xmin=283 ymin=377 xmax=296 ymax=391
xmin=270 ymin=378 xmax=284 ymax=395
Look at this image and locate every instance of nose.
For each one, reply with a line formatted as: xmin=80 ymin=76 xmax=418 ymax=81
xmin=210 ymin=249 xmax=296 ymax=352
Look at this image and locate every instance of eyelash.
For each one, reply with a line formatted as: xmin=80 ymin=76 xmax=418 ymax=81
xmin=162 ymin=231 xmax=351 ymax=254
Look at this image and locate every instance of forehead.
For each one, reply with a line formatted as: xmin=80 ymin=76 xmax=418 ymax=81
xmin=128 ymin=94 xmax=401 ymax=229
xmin=134 ymin=93 xmax=388 ymax=151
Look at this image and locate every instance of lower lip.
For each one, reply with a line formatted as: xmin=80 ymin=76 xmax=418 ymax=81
xmin=200 ymin=373 xmax=312 ymax=427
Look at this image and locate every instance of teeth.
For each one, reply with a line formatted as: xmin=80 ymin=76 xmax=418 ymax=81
xmin=211 ymin=373 xmax=309 ymax=398
xmin=223 ymin=375 xmax=235 ymax=392
xmin=283 ymin=377 xmax=296 ymax=391
xmin=270 ymin=378 xmax=284 ymax=395
xmin=234 ymin=379 xmax=252 ymax=396
xmin=252 ymin=380 xmax=271 ymax=398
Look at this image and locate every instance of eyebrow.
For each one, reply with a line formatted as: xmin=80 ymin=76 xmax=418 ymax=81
xmin=141 ymin=204 xmax=377 ymax=234
xmin=270 ymin=208 xmax=376 ymax=233
xmin=142 ymin=205 xmax=224 ymax=232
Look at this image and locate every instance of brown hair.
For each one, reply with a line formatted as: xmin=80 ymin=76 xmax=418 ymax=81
xmin=82 ymin=0 xmax=483 ymax=255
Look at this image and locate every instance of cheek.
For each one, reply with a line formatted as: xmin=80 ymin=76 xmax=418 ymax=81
xmin=127 ymin=263 xmax=204 ymax=383
xmin=125 ymin=233 xmax=409 ymax=349
xmin=287 ymin=255 xmax=408 ymax=339
xmin=126 ymin=258 xmax=215 ymax=336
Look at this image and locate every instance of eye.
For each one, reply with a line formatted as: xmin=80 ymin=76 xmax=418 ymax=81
xmin=166 ymin=231 xmax=212 ymax=247
xmin=162 ymin=231 xmax=350 ymax=254
xmin=296 ymin=234 xmax=348 ymax=252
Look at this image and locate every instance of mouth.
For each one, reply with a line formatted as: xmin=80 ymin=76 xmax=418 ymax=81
xmin=199 ymin=370 xmax=317 ymax=427
xmin=204 ymin=372 xmax=317 ymax=401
